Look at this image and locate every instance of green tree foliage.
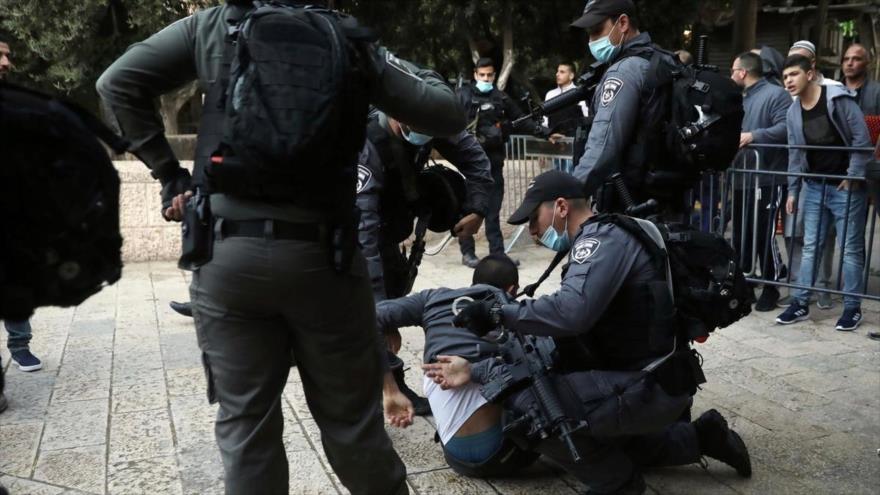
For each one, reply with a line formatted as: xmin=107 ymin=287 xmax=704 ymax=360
xmin=0 ymin=0 xmax=217 ymax=104
xmin=348 ymin=0 xmax=700 ymax=102
xmin=0 ymin=0 xmax=703 ymax=108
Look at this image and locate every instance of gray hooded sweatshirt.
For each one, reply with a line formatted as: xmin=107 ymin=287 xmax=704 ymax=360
xmin=786 ymin=84 xmax=872 ymax=194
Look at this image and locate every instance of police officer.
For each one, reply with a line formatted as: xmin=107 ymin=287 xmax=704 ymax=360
xmin=570 ymin=0 xmax=681 ymax=215
xmin=357 ymin=111 xmax=493 ymax=414
xmin=450 ymin=170 xmax=752 ymax=494
xmin=457 ymin=57 xmax=548 ymax=268
xmin=97 ymin=1 xmax=468 ymax=493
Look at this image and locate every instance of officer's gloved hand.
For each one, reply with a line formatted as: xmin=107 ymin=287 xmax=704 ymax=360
xmin=453 ymin=300 xmax=501 ymax=337
xmin=158 ymin=168 xmax=193 ymax=222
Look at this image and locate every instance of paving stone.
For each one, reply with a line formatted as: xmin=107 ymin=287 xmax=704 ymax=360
xmin=711 ymin=366 xmax=831 ymax=411
xmin=177 ymin=441 xmax=224 ymax=495
xmin=283 ymin=380 xmax=312 ymax=420
xmin=68 ymin=319 xmax=115 ymax=337
xmin=487 ymin=460 xmax=578 ymax=494
xmin=739 ymin=336 xmax=818 ymax=358
xmin=288 ymin=451 xmax=339 ymax=495
xmin=699 ymin=338 xmax=772 ymax=362
xmin=111 ymin=378 xmax=167 ymax=414
xmin=384 ymin=417 xmax=448 ymax=473
xmin=33 ymin=444 xmax=106 ymax=494
xmin=0 ymin=475 xmax=67 ymax=495
xmin=40 ymin=398 xmax=108 ymax=451
xmin=159 ymin=333 xmax=201 ymax=371
xmin=0 ymin=421 xmax=43 ymax=477
xmin=407 ymin=469 xmax=494 ymax=494
xmin=166 ymin=367 xmax=207 ymax=397
xmin=52 ymin=377 xmax=111 ymax=404
xmin=283 ymin=413 xmax=312 ymax=453
xmin=169 ymin=394 xmax=217 ymax=450
xmin=738 ymin=356 xmax=809 ymax=377
xmin=109 ymin=409 xmax=175 ymax=463
xmin=107 ymin=456 xmax=182 ymax=495
xmin=0 ymin=373 xmax=55 ymax=424
xmin=644 ymin=468 xmax=740 ymax=495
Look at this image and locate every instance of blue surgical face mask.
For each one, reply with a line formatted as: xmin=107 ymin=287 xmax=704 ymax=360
xmin=588 ymin=17 xmax=622 ymax=63
xmin=475 ymin=80 xmax=494 ymax=93
xmin=539 ymin=206 xmax=570 ymax=252
xmin=401 ymin=126 xmax=432 ymax=146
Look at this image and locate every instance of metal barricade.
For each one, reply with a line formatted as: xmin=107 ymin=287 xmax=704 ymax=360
xmin=726 ymin=143 xmax=878 ymax=302
xmin=502 ymin=135 xmax=573 ymax=253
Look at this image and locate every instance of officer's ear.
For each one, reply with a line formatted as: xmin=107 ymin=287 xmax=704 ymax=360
xmin=555 ymin=197 xmax=569 ymax=217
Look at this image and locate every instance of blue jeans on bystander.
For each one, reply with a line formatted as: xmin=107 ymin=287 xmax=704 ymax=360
xmin=793 ymin=180 xmax=867 ymax=309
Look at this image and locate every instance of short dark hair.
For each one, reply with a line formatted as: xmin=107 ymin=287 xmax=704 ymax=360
xmin=474 ymin=57 xmax=495 ymax=71
xmin=737 ymin=52 xmax=763 ymax=77
xmin=783 ymin=54 xmax=812 ymax=74
xmin=472 ymin=254 xmax=519 ymax=290
xmin=558 ymin=61 xmax=576 ymax=74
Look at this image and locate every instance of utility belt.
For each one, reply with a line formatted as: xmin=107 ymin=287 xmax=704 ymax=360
xmin=178 ymin=192 xmax=359 ymax=273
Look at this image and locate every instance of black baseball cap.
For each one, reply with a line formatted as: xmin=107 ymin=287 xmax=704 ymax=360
xmin=571 ymin=0 xmax=636 ymax=30
xmin=507 ymin=170 xmax=585 ymax=225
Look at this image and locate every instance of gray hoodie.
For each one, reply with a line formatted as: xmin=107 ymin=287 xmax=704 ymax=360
xmin=786 ymin=84 xmax=872 ymax=193
xmin=737 ymin=79 xmax=791 ymax=187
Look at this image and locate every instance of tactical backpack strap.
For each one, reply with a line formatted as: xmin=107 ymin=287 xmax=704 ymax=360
xmin=517 ymin=249 xmax=568 ymax=298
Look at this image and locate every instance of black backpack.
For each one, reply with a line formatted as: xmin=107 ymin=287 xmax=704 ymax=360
xmin=647 ymin=51 xmax=743 ymax=178
xmin=603 ymin=215 xmax=754 ymax=342
xmin=211 ymin=1 xmax=374 ymax=210
xmin=522 ymin=214 xmax=754 ymax=343
xmin=0 ymin=83 xmax=125 ymax=320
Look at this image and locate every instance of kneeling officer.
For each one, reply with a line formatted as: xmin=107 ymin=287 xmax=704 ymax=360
xmin=450 ymin=171 xmax=752 ymax=494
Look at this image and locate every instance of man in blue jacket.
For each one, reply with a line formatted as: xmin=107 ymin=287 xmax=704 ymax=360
xmin=730 ymin=51 xmax=792 ymax=311
xmin=776 ymin=55 xmax=872 ymax=331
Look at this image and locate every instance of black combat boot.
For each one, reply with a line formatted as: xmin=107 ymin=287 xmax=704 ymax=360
xmin=169 ymin=301 xmax=193 ymax=317
xmin=392 ymin=366 xmax=431 ymax=416
xmin=694 ymin=409 xmax=752 ymax=477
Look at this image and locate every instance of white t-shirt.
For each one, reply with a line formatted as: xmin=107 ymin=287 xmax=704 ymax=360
xmin=542 ymin=82 xmax=589 ymax=127
xmin=423 ymin=375 xmax=488 ymax=444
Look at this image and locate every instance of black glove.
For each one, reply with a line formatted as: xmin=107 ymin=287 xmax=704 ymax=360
xmin=159 ymin=167 xmax=192 ymax=221
xmin=453 ymin=300 xmax=501 ymax=337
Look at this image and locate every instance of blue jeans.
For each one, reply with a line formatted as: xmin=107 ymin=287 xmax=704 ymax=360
xmin=794 ymin=181 xmax=867 ymax=309
xmin=4 ymin=320 xmax=32 ymax=353
xmin=443 ymin=423 xmax=504 ymax=464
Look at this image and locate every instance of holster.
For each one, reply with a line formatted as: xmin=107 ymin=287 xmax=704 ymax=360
xmin=328 ymin=207 xmax=361 ymax=274
xmin=178 ymin=190 xmax=214 ymax=271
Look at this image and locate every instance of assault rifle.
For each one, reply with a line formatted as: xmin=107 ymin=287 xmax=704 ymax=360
xmin=453 ymin=297 xmax=587 ymax=462
xmin=512 ymin=61 xmax=608 ymax=127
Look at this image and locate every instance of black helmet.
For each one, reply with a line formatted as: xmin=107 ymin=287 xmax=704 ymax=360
xmin=416 ymin=165 xmax=467 ymax=233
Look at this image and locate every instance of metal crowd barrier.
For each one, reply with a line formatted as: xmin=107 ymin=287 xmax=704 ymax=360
xmin=721 ymin=143 xmax=878 ymax=302
xmin=502 ymin=135 xmax=573 ymax=253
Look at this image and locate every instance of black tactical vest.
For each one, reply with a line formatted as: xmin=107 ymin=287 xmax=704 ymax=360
xmin=566 ymin=219 xmax=676 ymax=371
xmin=461 ymin=84 xmax=506 ymax=152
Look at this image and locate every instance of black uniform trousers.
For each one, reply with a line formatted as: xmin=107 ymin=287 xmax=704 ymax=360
xmin=460 ymin=152 xmax=506 ymax=256
xmin=505 ymin=369 xmax=700 ymax=493
xmin=190 ymin=233 xmax=407 ymax=495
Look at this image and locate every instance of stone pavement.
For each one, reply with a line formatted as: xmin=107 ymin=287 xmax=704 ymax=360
xmin=1 ymin=241 xmax=878 ymax=495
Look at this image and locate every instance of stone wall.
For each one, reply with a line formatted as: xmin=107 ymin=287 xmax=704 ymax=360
xmin=117 ymin=161 xmax=192 ymax=262
xmin=115 ymin=157 xmax=547 ymax=262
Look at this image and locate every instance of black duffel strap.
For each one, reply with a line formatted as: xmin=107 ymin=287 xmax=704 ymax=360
xmin=219 ymin=219 xmax=321 ymax=242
